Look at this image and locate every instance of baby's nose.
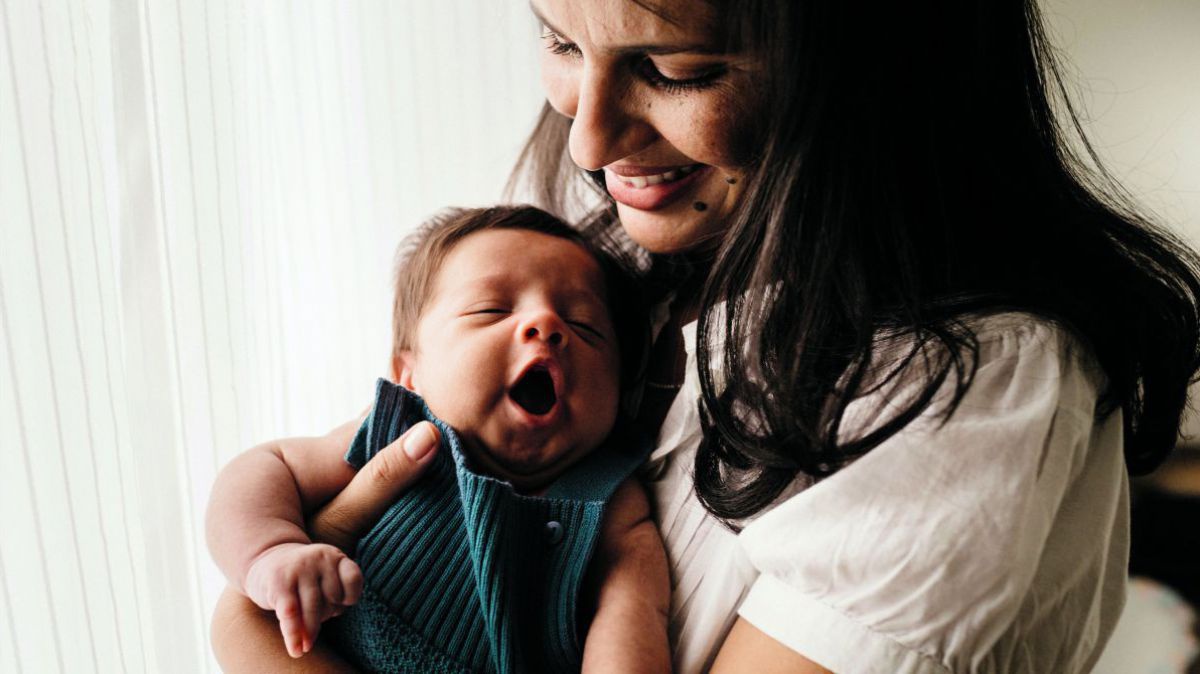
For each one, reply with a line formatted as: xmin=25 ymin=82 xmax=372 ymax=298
xmin=518 ymin=311 xmax=569 ymax=348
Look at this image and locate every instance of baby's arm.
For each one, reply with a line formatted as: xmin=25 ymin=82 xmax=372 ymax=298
xmin=581 ymin=478 xmax=672 ymax=674
xmin=205 ymin=415 xmax=364 ymax=658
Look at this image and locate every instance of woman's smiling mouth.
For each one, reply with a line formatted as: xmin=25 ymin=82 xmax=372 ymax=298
xmin=603 ymin=164 xmax=711 ymax=210
xmin=608 ymin=163 xmax=701 ymax=187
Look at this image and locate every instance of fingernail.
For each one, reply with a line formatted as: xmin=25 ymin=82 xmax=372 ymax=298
xmin=403 ymin=423 xmax=436 ymax=461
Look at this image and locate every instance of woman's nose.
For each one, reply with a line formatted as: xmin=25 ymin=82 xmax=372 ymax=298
xmin=517 ymin=310 xmax=569 ymax=348
xmin=566 ymin=65 xmax=657 ymax=171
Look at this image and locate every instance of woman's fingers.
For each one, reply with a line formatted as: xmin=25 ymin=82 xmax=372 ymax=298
xmin=307 ymin=421 xmax=440 ymax=552
xmin=319 ymin=566 xmax=345 ymax=607
xmin=337 ymin=556 xmax=363 ymax=607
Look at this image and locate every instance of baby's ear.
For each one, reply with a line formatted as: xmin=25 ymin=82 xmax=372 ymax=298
xmin=391 ymin=351 xmax=418 ymax=391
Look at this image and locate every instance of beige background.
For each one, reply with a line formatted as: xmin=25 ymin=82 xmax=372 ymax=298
xmin=1047 ymin=0 xmax=1200 ymax=441
xmin=1048 ymin=0 xmax=1200 ymax=243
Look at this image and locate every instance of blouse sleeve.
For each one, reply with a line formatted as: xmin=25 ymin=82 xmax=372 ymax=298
xmin=735 ymin=317 xmax=1122 ymax=673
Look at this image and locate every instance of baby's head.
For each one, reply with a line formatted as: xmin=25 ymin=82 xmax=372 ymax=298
xmin=390 ymin=206 xmax=641 ymax=490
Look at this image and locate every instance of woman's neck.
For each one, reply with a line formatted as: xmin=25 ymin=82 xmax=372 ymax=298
xmin=637 ymin=281 xmax=704 ymax=433
xmin=670 ymin=278 xmax=704 ymax=327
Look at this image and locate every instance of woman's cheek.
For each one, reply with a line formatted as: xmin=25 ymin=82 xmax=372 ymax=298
xmin=540 ymin=58 xmax=578 ymax=119
xmin=692 ymin=99 xmax=758 ymax=169
xmin=675 ymin=77 xmax=763 ymax=170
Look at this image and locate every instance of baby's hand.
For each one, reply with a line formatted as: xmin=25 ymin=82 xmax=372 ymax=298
xmin=243 ymin=542 xmax=363 ymax=658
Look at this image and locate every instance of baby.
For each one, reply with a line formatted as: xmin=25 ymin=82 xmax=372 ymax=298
xmin=206 ymin=206 xmax=669 ymax=673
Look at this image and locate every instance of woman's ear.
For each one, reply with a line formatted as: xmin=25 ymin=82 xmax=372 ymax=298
xmin=391 ymin=351 xmax=418 ymax=391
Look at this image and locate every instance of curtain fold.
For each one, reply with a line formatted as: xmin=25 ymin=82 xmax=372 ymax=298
xmin=7 ymin=1 xmax=1192 ymax=673
xmin=1 ymin=2 xmax=541 ymax=671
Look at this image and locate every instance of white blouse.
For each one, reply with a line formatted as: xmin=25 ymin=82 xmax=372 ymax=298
xmin=645 ymin=313 xmax=1129 ymax=673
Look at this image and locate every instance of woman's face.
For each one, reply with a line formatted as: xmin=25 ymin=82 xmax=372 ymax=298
xmin=533 ymin=0 xmax=762 ymax=255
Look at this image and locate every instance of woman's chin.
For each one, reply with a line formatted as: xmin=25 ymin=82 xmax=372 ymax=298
xmin=615 ymin=201 xmax=729 ymax=255
xmin=612 ymin=172 xmax=738 ymax=255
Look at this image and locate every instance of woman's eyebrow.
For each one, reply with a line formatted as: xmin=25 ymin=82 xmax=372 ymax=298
xmin=529 ymin=2 xmax=564 ymax=39
xmin=629 ymin=43 xmax=725 ymax=56
xmin=529 ymin=2 xmax=725 ymax=56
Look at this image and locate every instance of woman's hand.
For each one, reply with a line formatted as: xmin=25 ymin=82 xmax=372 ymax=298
xmin=210 ymin=420 xmax=441 ymax=672
xmin=307 ymin=420 xmax=440 ymax=550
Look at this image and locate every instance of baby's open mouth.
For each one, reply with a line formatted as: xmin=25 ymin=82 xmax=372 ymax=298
xmin=509 ymin=366 xmax=557 ymax=416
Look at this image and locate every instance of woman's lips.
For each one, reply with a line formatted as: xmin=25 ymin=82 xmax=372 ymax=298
xmin=603 ymin=164 xmax=711 ymax=211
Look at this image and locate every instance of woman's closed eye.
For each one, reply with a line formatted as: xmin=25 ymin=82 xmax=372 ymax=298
xmin=635 ymin=59 xmax=725 ymax=93
xmin=541 ymin=29 xmax=581 ymax=58
xmin=540 ymin=29 xmax=725 ymax=94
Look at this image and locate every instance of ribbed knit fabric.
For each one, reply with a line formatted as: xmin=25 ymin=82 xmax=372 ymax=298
xmin=326 ymin=379 xmax=647 ymax=674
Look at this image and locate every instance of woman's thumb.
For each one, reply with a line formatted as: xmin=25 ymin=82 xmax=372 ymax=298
xmin=308 ymin=421 xmax=440 ymax=551
xmin=399 ymin=421 xmax=439 ymax=462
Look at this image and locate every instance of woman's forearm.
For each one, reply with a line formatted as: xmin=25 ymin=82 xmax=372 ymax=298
xmin=212 ymin=585 xmax=358 ymax=673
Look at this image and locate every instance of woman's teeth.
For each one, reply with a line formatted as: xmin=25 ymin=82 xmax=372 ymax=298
xmin=618 ymin=164 xmax=700 ymax=189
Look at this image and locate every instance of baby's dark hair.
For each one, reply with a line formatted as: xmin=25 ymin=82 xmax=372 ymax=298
xmin=392 ymin=205 xmax=648 ymax=399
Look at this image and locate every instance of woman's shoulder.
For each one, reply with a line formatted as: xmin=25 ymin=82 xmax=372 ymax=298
xmin=967 ymin=310 xmax=1086 ymax=355
xmin=847 ymin=311 xmax=1106 ymax=439
xmin=957 ymin=310 xmax=1107 ymax=412
xmin=887 ymin=310 xmax=1090 ymax=362
xmin=737 ymin=310 xmax=1129 ymax=673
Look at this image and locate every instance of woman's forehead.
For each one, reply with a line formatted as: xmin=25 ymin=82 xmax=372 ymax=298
xmin=531 ymin=0 xmax=720 ymax=48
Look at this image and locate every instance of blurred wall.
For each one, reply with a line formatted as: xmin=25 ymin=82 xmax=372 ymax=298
xmin=1046 ymin=0 xmax=1200 ymax=241
xmin=1046 ymin=0 xmax=1200 ymax=440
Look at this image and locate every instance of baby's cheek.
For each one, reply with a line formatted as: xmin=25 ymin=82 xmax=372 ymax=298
xmin=593 ymin=372 xmax=622 ymax=435
xmin=414 ymin=373 xmax=477 ymax=434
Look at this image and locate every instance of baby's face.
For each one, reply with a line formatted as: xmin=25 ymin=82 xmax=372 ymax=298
xmin=397 ymin=228 xmax=621 ymax=490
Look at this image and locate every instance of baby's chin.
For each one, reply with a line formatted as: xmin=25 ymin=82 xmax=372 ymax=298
xmin=462 ymin=436 xmax=589 ymax=494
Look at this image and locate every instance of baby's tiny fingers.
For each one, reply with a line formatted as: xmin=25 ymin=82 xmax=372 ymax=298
xmin=338 ymin=556 xmax=363 ymax=606
xmin=299 ymin=582 xmax=324 ymax=649
xmin=275 ymin=593 xmax=306 ymax=659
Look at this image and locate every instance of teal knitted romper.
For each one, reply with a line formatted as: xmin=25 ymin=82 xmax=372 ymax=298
xmin=325 ymin=379 xmax=648 ymax=674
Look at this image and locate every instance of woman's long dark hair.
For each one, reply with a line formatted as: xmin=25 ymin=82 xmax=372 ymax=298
xmin=510 ymin=0 xmax=1200 ymax=522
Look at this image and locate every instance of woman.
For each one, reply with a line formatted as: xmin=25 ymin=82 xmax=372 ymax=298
xmin=213 ymin=0 xmax=1200 ymax=671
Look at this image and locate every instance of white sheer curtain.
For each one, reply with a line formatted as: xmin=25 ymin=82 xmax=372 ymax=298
xmin=0 ymin=1 xmax=541 ymax=671
xmin=4 ymin=1 xmax=1199 ymax=673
